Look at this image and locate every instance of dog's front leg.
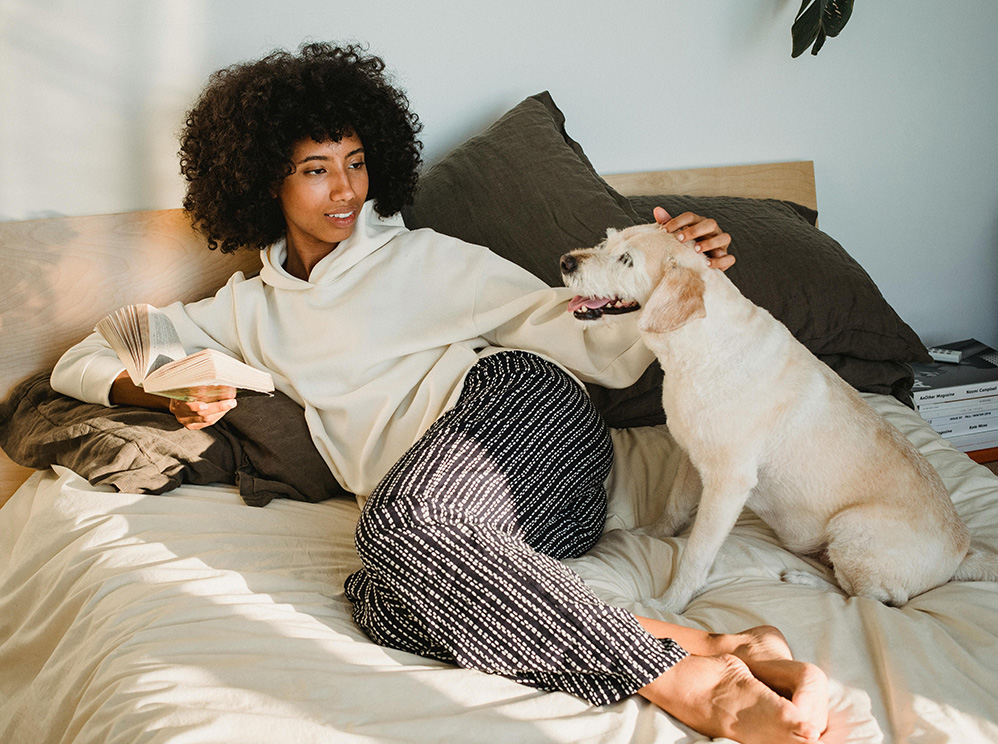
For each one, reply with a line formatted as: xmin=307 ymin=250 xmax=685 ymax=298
xmin=649 ymin=449 xmax=700 ymax=538
xmin=652 ymin=468 xmax=757 ymax=613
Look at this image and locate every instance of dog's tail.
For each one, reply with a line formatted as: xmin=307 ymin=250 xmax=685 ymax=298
xmin=953 ymin=544 xmax=998 ymax=582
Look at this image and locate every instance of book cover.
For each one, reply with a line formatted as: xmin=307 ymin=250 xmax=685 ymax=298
xmin=911 ymin=339 xmax=998 ymax=405
xmin=915 ymin=394 xmax=998 ymax=418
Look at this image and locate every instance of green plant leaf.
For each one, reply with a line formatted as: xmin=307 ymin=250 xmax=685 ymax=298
xmin=792 ymin=0 xmax=854 ymax=57
xmin=792 ymin=0 xmax=823 ymax=57
xmin=823 ymin=0 xmax=853 ymax=37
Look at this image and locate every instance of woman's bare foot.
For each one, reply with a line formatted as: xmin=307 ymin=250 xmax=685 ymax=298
xmin=638 ymin=653 xmax=823 ymax=744
xmin=724 ymin=626 xmax=828 ymax=735
xmin=635 ymin=617 xmax=791 ymax=660
xmin=727 ymin=624 xmax=793 ymax=662
xmin=633 ymin=618 xmax=828 ymax=738
xmin=741 ymin=658 xmax=829 ymax=737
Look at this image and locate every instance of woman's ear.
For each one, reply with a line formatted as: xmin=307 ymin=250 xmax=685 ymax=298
xmin=638 ymin=263 xmax=706 ymax=334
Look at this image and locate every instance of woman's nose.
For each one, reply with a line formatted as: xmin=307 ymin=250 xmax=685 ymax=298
xmin=329 ymin=176 xmax=355 ymax=201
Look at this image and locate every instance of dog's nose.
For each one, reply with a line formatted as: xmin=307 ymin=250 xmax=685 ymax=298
xmin=560 ymin=254 xmax=578 ymax=274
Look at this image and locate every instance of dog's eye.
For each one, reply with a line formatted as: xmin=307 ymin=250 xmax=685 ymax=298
xmin=618 ymin=253 xmax=633 ymax=266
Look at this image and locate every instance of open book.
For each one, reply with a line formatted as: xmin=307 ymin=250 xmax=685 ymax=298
xmin=95 ymin=304 xmax=275 ymax=401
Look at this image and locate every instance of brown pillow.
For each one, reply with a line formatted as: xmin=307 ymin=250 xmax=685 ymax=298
xmin=0 ymin=373 xmax=348 ymax=506
xmin=628 ymin=195 xmax=929 ymax=407
xmin=403 ymin=91 xmax=639 ymax=287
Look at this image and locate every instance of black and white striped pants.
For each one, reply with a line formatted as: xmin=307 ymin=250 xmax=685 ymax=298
xmin=344 ymin=351 xmax=687 ymax=705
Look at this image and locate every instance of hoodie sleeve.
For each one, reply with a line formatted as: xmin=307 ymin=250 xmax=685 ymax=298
xmin=472 ymin=250 xmax=654 ymax=388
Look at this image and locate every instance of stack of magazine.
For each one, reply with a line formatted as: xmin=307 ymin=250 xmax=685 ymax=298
xmin=911 ymin=339 xmax=998 ymax=462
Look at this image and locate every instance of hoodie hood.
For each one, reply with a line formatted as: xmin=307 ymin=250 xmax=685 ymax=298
xmin=260 ymin=200 xmax=408 ymax=290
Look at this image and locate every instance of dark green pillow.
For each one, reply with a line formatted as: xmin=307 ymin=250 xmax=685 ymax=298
xmin=403 ymin=91 xmax=639 ymax=287
xmin=628 ymin=195 xmax=929 ymax=406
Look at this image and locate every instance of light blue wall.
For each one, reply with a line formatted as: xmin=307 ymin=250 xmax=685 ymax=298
xmin=2 ymin=0 xmax=996 ymax=348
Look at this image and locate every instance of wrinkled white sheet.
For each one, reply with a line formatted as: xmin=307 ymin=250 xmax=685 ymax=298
xmin=1 ymin=394 xmax=997 ymax=743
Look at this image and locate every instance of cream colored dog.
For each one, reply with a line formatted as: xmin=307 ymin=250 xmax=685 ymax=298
xmin=561 ymin=223 xmax=998 ymax=611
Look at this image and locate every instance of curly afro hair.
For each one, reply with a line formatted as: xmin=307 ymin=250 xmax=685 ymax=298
xmin=179 ymin=42 xmax=423 ymax=253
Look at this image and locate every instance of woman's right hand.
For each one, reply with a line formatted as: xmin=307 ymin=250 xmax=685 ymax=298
xmin=111 ymin=371 xmax=237 ymax=430
xmin=168 ymin=386 xmax=238 ymax=430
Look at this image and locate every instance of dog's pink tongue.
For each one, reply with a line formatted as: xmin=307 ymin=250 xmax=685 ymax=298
xmin=568 ymin=296 xmax=610 ymax=313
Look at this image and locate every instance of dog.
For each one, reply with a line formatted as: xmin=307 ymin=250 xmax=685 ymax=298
xmin=561 ymin=223 xmax=998 ymax=611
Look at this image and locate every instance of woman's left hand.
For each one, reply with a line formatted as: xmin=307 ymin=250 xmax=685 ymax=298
xmin=654 ymin=206 xmax=735 ymax=271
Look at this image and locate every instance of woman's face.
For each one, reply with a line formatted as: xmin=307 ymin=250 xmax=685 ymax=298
xmin=278 ymin=131 xmax=369 ymax=258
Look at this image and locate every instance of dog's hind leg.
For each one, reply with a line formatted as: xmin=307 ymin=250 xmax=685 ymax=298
xmin=649 ymin=449 xmax=701 ymax=538
xmin=653 ymin=464 xmax=758 ymax=613
xmin=823 ymin=507 xmax=949 ymax=606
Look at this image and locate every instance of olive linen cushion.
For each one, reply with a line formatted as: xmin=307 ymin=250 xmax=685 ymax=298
xmin=403 ymin=91 xmax=640 ymax=287
xmin=403 ymin=91 xmax=928 ymax=425
xmin=0 ymin=373 xmax=348 ymax=506
xmin=627 ymin=195 xmax=930 ymax=406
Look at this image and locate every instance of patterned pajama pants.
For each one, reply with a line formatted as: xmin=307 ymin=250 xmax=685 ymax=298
xmin=344 ymin=351 xmax=686 ymax=705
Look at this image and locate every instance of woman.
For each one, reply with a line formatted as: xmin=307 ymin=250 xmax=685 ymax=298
xmin=52 ymin=42 xmax=828 ymax=743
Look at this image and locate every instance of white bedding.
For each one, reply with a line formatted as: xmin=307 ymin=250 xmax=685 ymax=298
xmin=2 ymin=393 xmax=997 ymax=744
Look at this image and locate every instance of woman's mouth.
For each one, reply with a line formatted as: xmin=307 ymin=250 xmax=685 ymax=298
xmin=325 ymin=209 xmax=357 ymax=226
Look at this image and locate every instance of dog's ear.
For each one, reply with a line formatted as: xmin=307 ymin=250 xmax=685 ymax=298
xmin=638 ymin=262 xmax=706 ymax=334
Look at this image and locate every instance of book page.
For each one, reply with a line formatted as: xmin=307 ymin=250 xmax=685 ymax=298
xmin=95 ymin=308 xmax=142 ymax=383
xmin=95 ymin=303 xmax=187 ymax=383
xmin=141 ymin=305 xmax=187 ymax=374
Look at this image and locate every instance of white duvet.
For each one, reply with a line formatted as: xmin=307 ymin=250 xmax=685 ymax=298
xmin=2 ymin=394 xmax=997 ymax=743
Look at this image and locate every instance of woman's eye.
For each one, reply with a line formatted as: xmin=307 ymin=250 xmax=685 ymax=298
xmin=305 ymin=167 xmax=326 ymax=176
xmin=349 ymin=160 xmax=366 ymax=170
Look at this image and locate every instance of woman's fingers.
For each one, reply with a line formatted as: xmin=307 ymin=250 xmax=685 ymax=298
xmin=653 ymin=209 xmax=733 ymax=268
xmin=169 ymin=393 xmax=237 ymax=429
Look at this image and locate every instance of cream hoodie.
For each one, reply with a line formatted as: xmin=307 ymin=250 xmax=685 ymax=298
xmin=51 ymin=201 xmax=654 ymax=497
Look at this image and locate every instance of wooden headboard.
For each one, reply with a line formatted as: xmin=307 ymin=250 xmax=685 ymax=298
xmin=0 ymin=160 xmax=817 ymax=505
xmin=603 ymin=160 xmax=817 ymax=211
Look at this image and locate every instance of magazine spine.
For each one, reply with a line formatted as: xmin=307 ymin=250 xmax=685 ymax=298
xmin=913 ymin=380 xmax=998 ymax=405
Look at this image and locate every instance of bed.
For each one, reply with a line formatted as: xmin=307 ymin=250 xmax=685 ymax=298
xmin=2 ymin=91 xmax=997 ymax=744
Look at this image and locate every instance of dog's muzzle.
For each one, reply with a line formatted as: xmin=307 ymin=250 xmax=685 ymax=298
xmin=560 ymin=254 xmax=580 ymax=275
xmin=560 ymin=251 xmax=642 ymax=320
